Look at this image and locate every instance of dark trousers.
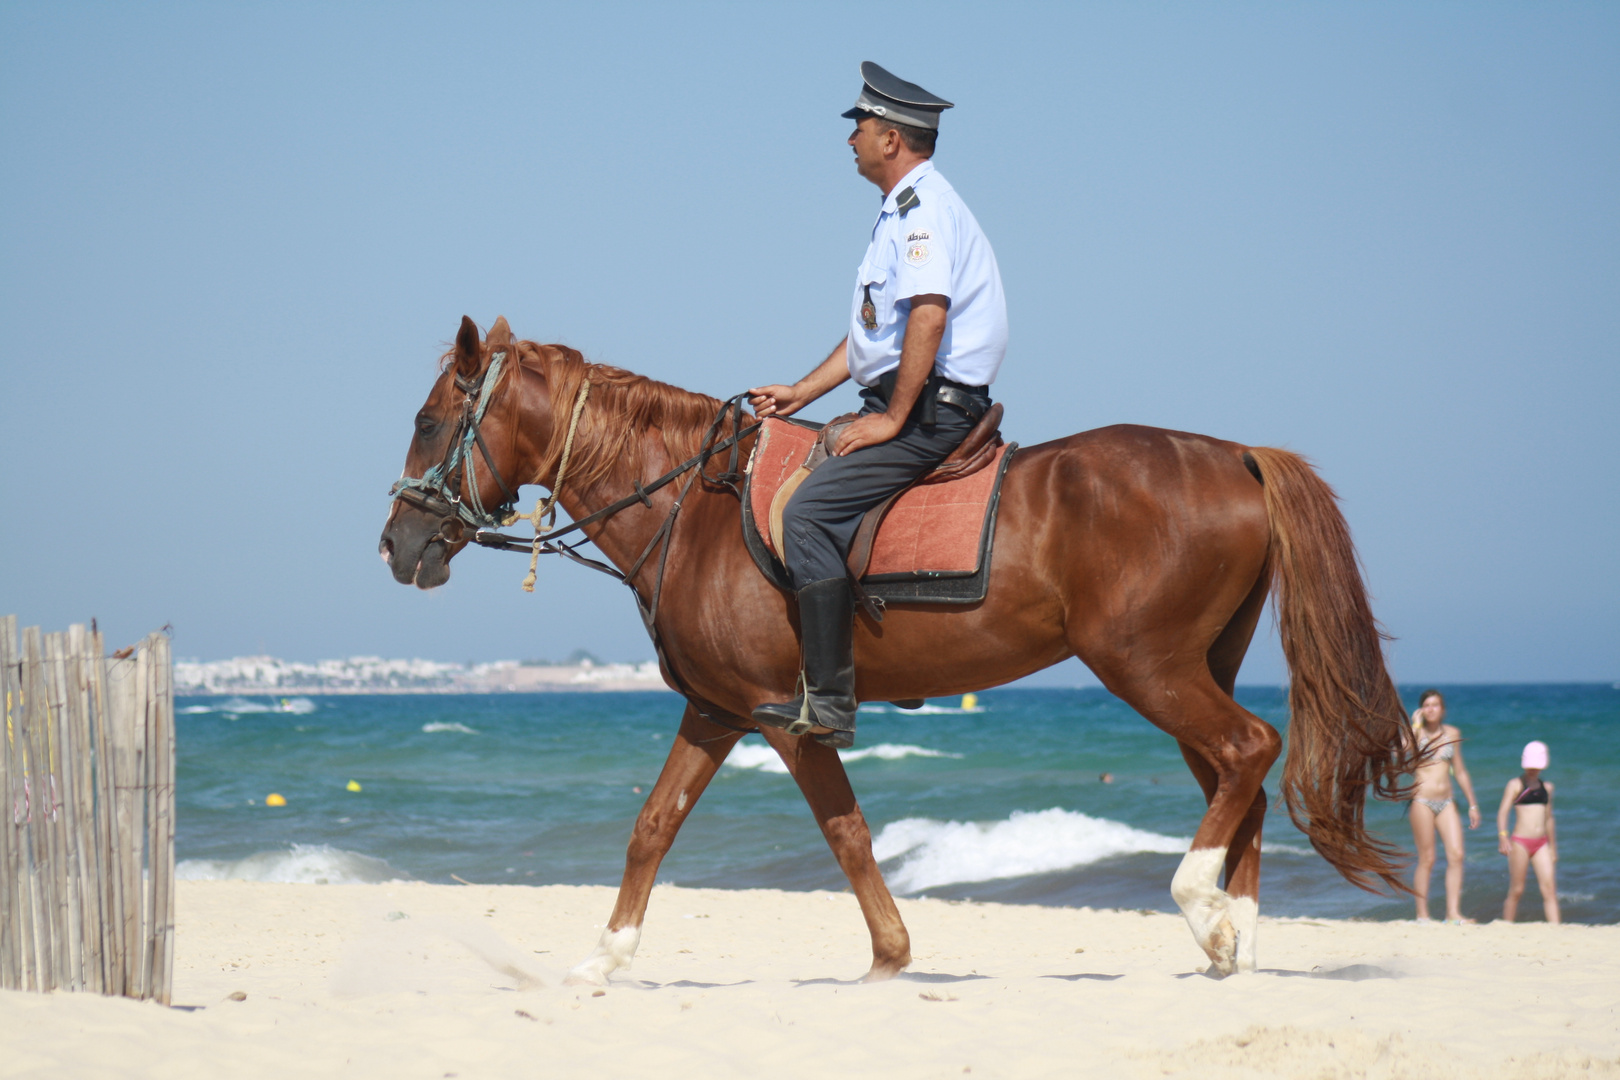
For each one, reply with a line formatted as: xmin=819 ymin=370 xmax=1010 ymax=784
xmin=782 ymin=388 xmax=983 ymax=587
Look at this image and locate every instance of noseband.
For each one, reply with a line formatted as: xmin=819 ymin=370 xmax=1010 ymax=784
xmin=389 ymin=351 xmax=522 ymax=535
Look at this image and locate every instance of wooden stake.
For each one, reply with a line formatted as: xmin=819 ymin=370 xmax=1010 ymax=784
xmin=47 ymin=632 xmax=81 ymax=990
xmin=148 ymin=634 xmax=175 ymax=1005
xmin=22 ymin=628 xmax=58 ymax=990
xmin=0 ymin=614 xmax=19 ymax=990
xmin=4 ymin=616 xmax=38 ymax=993
xmin=66 ymin=625 xmax=104 ymax=993
xmin=107 ymin=650 xmax=142 ymax=997
xmin=88 ymin=626 xmax=119 ymax=994
xmin=43 ymin=633 xmax=80 ymax=990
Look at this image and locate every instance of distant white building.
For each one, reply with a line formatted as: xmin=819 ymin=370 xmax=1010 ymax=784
xmin=172 ymin=655 xmax=669 ymax=695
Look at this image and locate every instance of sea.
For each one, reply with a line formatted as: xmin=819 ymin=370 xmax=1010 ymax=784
xmin=174 ymin=685 xmax=1619 ymax=924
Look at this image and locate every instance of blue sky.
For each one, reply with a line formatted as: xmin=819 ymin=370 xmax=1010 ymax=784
xmin=2 ymin=3 xmax=1615 ymax=685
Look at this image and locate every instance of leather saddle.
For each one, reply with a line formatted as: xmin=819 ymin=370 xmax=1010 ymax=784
xmin=768 ymin=403 xmax=1006 ymax=579
xmin=742 ymin=403 xmax=1016 ymax=613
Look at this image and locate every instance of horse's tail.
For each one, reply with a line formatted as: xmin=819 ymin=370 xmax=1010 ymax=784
xmin=1245 ymin=446 xmax=1414 ymax=894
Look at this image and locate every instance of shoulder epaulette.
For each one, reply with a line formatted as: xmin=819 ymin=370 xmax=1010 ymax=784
xmin=895 ymin=186 xmax=921 ymax=217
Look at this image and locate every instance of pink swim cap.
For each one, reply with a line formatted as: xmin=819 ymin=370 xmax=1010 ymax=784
xmin=1521 ymin=740 xmax=1549 ymax=770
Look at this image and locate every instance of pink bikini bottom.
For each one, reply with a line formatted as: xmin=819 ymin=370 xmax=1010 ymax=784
xmin=1512 ymin=835 xmax=1549 ymax=857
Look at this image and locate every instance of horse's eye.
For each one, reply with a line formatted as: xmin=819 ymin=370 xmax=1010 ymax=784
xmin=415 ymin=413 xmax=438 ymax=438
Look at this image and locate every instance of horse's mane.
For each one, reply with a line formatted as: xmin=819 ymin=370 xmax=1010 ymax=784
xmin=507 ymin=340 xmax=726 ymax=492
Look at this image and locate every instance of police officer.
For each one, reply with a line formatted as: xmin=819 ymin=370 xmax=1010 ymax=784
xmin=748 ymin=62 xmax=1008 ymax=749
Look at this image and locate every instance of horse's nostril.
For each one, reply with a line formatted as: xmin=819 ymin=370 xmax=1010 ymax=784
xmin=379 ymin=536 xmax=394 ymax=563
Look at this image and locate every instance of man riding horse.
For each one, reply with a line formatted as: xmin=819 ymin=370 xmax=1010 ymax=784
xmin=748 ymin=62 xmax=1008 ymax=749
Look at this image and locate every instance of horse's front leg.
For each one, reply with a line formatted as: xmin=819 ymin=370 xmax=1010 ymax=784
xmin=566 ymin=702 xmax=741 ymax=985
xmin=759 ymin=727 xmax=912 ymax=981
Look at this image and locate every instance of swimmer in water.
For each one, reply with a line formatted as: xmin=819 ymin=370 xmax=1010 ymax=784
xmin=1406 ymin=689 xmax=1481 ymax=923
xmin=1496 ymin=740 xmax=1559 ymax=924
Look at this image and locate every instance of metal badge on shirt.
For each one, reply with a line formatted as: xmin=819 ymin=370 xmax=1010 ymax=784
xmin=860 ymin=285 xmax=878 ymax=330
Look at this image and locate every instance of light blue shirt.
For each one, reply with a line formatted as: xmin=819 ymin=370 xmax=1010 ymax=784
xmin=847 ymin=159 xmax=1008 ymax=388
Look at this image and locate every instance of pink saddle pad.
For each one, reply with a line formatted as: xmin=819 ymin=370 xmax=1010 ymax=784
xmin=747 ymin=418 xmax=1007 ymax=577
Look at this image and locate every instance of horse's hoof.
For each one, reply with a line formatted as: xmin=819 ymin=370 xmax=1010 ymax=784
xmin=862 ymin=950 xmax=912 ymax=983
xmin=861 ymin=963 xmax=906 ymax=983
xmin=563 ymin=963 xmax=609 ymax=987
xmin=1202 ymin=916 xmax=1238 ymax=977
xmin=565 ymin=925 xmax=640 ymax=986
xmin=563 ymin=972 xmax=604 ymax=987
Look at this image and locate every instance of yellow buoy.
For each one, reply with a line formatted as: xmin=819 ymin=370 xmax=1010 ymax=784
xmin=961 ymin=693 xmax=978 ymax=711
xmin=265 ymin=793 xmax=287 ymax=807
xmin=346 ymin=780 xmax=362 ymax=793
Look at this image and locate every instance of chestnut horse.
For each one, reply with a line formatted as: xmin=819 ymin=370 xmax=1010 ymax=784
xmin=380 ymin=316 xmax=1412 ymax=981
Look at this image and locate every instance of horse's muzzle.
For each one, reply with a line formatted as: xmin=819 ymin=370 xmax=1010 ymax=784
xmin=380 ymin=511 xmax=458 ymax=589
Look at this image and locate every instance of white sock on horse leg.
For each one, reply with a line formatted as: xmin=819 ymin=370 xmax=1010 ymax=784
xmin=1170 ymin=846 xmax=1239 ymax=975
xmin=565 ymin=925 xmax=642 ymax=986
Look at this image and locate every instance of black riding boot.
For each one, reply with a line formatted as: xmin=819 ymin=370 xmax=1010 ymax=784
xmin=752 ymin=577 xmax=858 ymax=749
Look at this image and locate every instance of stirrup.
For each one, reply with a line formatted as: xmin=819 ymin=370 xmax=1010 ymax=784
xmin=752 ymin=674 xmax=848 ymax=741
xmin=784 ymin=686 xmax=817 ymax=737
xmin=753 ymin=673 xmax=818 ymax=736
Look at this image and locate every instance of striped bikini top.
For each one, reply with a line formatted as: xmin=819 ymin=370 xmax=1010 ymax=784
xmin=1417 ymin=729 xmax=1455 ymax=762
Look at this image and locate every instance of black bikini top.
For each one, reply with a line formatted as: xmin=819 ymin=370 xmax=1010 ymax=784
xmin=1515 ymin=777 xmax=1548 ymax=806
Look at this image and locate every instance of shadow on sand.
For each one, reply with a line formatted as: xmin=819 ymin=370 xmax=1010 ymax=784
xmin=1173 ymin=963 xmax=1399 ymax=981
xmin=794 ymin=971 xmax=994 ymax=987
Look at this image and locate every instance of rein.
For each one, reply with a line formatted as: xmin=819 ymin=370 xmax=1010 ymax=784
xmin=469 ymin=391 xmax=762 ymax=740
xmin=471 ymin=392 xmax=760 ymax=608
xmin=389 ymin=361 xmax=761 ymax=736
xmin=389 ymin=354 xmax=761 ymax=598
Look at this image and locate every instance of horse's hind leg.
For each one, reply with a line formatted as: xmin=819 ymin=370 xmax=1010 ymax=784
xmin=1176 ymin=562 xmax=1274 ymax=973
xmin=759 ymin=727 xmax=912 ymax=981
xmin=1177 ymin=740 xmax=1269 ymax=974
xmin=566 ymin=702 xmax=742 ymax=985
xmin=1108 ymin=672 xmax=1280 ymax=976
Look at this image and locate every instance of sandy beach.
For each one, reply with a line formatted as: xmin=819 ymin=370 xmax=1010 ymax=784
xmin=1 ymin=881 xmax=1615 ymax=1079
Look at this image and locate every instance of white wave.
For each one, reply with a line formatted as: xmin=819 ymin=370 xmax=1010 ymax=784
xmin=860 ymin=704 xmax=984 ymax=715
xmin=725 ymin=743 xmax=791 ymax=774
xmin=872 ymin=807 xmax=1191 ymax=893
xmin=840 ymin=743 xmax=963 ymax=763
xmin=724 ymin=741 xmax=960 ymax=775
xmin=421 ymin=721 xmax=478 ymax=734
xmin=176 ymin=843 xmax=402 ymax=885
xmin=211 ymin=696 xmax=317 ymax=715
xmin=178 ymin=705 xmax=216 ymax=714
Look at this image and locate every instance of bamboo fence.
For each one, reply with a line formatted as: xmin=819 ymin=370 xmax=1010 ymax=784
xmin=0 ymin=616 xmax=175 ymax=1003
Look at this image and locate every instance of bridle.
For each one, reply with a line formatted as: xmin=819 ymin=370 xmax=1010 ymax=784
xmin=389 ymin=364 xmax=766 ymax=738
xmin=388 ymin=352 xmax=761 ymax=620
xmin=389 ymin=351 xmax=522 ymax=537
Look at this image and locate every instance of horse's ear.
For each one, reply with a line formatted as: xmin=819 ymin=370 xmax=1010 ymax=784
xmin=487 ymin=316 xmax=512 ymax=350
xmin=454 ymin=315 xmax=483 ymax=378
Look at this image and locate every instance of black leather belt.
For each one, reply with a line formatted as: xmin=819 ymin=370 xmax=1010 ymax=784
xmin=869 ymin=370 xmax=991 ymax=425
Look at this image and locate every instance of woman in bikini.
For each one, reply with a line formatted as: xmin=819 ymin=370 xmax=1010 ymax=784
xmin=1496 ymin=740 xmax=1559 ymax=923
xmin=1407 ymin=689 xmax=1481 ymax=922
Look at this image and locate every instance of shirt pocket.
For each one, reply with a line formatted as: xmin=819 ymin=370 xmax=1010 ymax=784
xmin=856 ymin=263 xmax=891 ymax=330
